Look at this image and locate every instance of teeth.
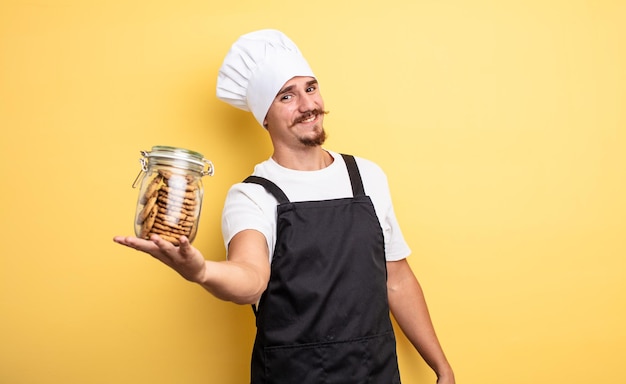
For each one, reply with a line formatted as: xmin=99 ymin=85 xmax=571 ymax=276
xmin=303 ymin=115 xmax=315 ymax=123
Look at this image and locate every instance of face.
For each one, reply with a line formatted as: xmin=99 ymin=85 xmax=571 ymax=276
xmin=263 ymin=76 xmax=327 ymax=148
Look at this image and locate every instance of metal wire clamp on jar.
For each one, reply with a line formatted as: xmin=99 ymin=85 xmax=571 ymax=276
xmin=132 ymin=146 xmax=214 ymax=245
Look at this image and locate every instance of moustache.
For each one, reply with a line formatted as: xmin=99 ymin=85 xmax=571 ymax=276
xmin=292 ymin=109 xmax=329 ymax=125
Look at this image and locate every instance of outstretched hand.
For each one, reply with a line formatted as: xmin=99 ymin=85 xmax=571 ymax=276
xmin=113 ymin=235 xmax=207 ymax=283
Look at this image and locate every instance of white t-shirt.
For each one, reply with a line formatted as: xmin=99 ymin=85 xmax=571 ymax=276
xmin=221 ymin=150 xmax=411 ymax=263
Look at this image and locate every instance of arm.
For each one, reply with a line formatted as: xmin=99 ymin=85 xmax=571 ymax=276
xmin=113 ymin=229 xmax=270 ymax=305
xmin=387 ymin=259 xmax=455 ymax=384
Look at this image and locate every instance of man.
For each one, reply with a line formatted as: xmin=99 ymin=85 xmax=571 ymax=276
xmin=114 ymin=29 xmax=455 ymax=383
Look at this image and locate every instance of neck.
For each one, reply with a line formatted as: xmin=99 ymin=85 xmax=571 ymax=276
xmin=271 ymin=147 xmax=333 ymax=171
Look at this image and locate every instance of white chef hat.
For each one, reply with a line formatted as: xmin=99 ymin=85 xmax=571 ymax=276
xmin=216 ymin=29 xmax=316 ymax=127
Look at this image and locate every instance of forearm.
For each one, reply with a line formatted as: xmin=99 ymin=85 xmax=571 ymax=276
xmin=387 ymin=260 xmax=454 ymax=382
xmin=198 ymin=259 xmax=267 ymax=305
xmin=197 ymin=229 xmax=270 ymax=305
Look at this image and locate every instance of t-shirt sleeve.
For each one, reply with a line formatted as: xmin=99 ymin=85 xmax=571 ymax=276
xmin=381 ymin=201 xmax=412 ymax=261
xmin=221 ymin=182 xmax=276 ymax=258
xmin=357 ymin=158 xmax=412 ymax=262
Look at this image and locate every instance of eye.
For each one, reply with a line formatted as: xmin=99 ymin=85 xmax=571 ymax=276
xmin=306 ymin=85 xmax=317 ymax=93
xmin=280 ymin=94 xmax=293 ymax=101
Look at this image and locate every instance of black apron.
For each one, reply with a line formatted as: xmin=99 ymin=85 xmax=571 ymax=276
xmin=243 ymin=154 xmax=400 ymax=384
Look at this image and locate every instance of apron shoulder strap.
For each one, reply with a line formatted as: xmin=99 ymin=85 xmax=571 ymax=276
xmin=243 ymin=175 xmax=291 ymax=204
xmin=242 ymin=175 xmax=289 ymax=317
xmin=341 ymin=154 xmax=365 ymax=197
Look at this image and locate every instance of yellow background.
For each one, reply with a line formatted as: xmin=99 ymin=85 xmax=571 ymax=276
xmin=1 ymin=1 xmax=625 ymax=383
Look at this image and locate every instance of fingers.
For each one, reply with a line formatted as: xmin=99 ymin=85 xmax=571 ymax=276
xmin=112 ymin=235 xmax=130 ymax=244
xmin=149 ymin=234 xmax=178 ymax=252
xmin=113 ymin=235 xmax=147 ymax=247
xmin=153 ymin=234 xmax=196 ymax=260
xmin=177 ymin=236 xmax=193 ymax=255
xmin=113 ymin=235 xmax=160 ymax=255
xmin=113 ymin=234 xmax=197 ymax=263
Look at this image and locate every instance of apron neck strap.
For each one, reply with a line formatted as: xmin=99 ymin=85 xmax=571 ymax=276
xmin=243 ymin=154 xmax=365 ymax=201
xmin=341 ymin=154 xmax=365 ymax=197
xmin=243 ymin=176 xmax=291 ymax=204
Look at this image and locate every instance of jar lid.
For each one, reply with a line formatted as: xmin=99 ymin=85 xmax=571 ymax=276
xmin=142 ymin=146 xmax=214 ymax=176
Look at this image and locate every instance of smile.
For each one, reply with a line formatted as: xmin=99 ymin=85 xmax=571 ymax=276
xmin=301 ymin=115 xmax=316 ymax=123
xmin=294 ymin=111 xmax=319 ymax=125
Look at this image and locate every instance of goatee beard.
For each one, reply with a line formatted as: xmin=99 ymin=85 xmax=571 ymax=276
xmin=299 ymin=128 xmax=327 ymax=147
xmin=294 ymin=109 xmax=329 ymax=147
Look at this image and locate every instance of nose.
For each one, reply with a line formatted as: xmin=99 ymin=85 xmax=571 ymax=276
xmin=298 ymin=94 xmax=317 ymax=112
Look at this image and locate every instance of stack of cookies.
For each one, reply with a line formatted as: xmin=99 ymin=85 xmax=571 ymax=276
xmin=135 ymin=169 xmax=200 ymax=245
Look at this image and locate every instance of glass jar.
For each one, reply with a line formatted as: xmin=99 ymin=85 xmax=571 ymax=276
xmin=132 ymin=146 xmax=214 ymax=245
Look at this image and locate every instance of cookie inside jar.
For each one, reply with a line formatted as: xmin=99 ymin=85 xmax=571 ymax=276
xmin=133 ymin=146 xmax=213 ymax=245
